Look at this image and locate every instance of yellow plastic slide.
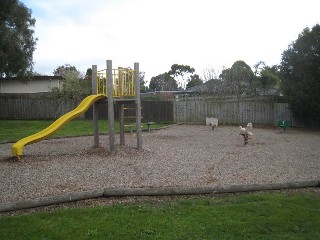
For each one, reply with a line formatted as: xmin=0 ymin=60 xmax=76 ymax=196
xmin=11 ymin=94 xmax=107 ymax=158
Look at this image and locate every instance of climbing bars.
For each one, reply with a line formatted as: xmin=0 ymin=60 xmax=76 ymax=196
xmin=96 ymin=68 xmax=135 ymax=97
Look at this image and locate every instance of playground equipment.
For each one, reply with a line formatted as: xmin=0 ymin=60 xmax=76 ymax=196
xmin=206 ymin=117 xmax=218 ymax=130
xmin=239 ymin=123 xmax=253 ymax=145
xmin=11 ymin=60 xmax=142 ymax=159
xmin=11 ymin=94 xmax=107 ymax=157
xmin=277 ymin=119 xmax=290 ymax=132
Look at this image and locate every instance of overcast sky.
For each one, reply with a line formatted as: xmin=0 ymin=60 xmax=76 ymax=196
xmin=23 ymin=0 xmax=319 ymax=83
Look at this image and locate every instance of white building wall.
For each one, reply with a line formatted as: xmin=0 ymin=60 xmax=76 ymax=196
xmin=0 ymin=79 xmax=60 ymax=93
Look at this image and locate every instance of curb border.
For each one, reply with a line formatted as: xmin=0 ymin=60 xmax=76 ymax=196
xmin=1 ymin=180 xmax=319 ymax=213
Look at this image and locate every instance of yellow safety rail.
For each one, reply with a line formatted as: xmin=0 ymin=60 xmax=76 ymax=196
xmin=96 ymin=68 xmax=135 ymax=97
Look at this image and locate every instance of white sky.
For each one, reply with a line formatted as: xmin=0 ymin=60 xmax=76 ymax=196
xmin=23 ymin=0 xmax=319 ymax=83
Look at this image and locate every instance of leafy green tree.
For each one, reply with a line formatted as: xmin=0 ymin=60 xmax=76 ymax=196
xmin=253 ymin=61 xmax=266 ymax=76
xmin=149 ymin=72 xmax=178 ymax=91
xmin=84 ymin=68 xmax=92 ymax=81
xmin=230 ymin=60 xmax=255 ymax=86
xmin=219 ymin=60 xmax=255 ymax=95
xmin=253 ymin=61 xmax=281 ymax=92
xmin=53 ymin=64 xmax=78 ymax=77
xmin=51 ymin=68 xmax=91 ymax=101
xmin=186 ymin=74 xmax=203 ymax=89
xmin=280 ymin=24 xmax=320 ymax=123
xmin=219 ymin=67 xmax=231 ymax=81
xmin=139 ymin=71 xmax=149 ymax=93
xmin=168 ymin=64 xmax=195 ymax=89
xmin=257 ymin=65 xmax=281 ymax=94
xmin=0 ymin=0 xmax=37 ymax=78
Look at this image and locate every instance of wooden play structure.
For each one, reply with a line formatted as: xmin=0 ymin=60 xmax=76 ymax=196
xmin=91 ymin=60 xmax=142 ymax=151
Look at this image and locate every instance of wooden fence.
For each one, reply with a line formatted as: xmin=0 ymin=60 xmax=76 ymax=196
xmin=84 ymin=100 xmax=173 ymax=122
xmin=173 ymin=95 xmax=309 ymax=127
xmin=0 ymin=93 xmax=80 ymax=120
xmin=1 ymin=93 xmax=318 ymax=128
xmin=0 ymin=93 xmax=174 ymax=122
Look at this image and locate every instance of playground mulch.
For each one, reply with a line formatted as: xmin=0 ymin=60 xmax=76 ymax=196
xmin=0 ymin=124 xmax=319 ymax=204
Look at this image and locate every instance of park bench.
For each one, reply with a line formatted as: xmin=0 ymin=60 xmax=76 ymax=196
xmin=277 ymin=120 xmax=290 ymax=132
xmin=124 ymin=122 xmax=154 ymax=133
xmin=146 ymin=121 xmax=155 ymax=131
xmin=124 ymin=124 xmax=143 ymax=134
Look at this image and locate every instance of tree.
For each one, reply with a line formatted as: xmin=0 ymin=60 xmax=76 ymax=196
xmin=0 ymin=0 xmax=37 ymax=78
xmin=219 ymin=60 xmax=255 ymax=95
xmin=202 ymin=67 xmax=220 ymax=82
xmin=139 ymin=71 xmax=148 ymax=93
xmin=149 ymin=72 xmax=178 ymax=91
xmin=256 ymin=65 xmax=281 ymax=94
xmin=253 ymin=61 xmax=266 ymax=76
xmin=229 ymin=60 xmax=255 ymax=86
xmin=51 ymin=67 xmax=91 ymax=101
xmin=219 ymin=67 xmax=231 ymax=81
xmin=186 ymin=74 xmax=203 ymax=89
xmin=53 ymin=64 xmax=78 ymax=77
xmin=280 ymin=24 xmax=320 ymax=123
xmin=168 ymin=64 xmax=195 ymax=89
xmin=84 ymin=68 xmax=92 ymax=81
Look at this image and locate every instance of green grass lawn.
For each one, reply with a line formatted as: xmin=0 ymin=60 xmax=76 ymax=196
xmin=0 ymin=191 xmax=319 ymax=239
xmin=0 ymin=119 xmax=170 ymax=142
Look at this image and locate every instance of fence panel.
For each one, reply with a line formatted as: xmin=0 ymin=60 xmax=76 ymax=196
xmin=1 ymin=93 xmax=319 ymax=128
xmin=0 ymin=94 xmax=174 ymax=123
xmin=84 ymin=100 xmax=174 ymax=122
xmin=173 ymin=96 xmax=295 ymax=126
xmin=0 ymin=93 xmax=80 ymax=119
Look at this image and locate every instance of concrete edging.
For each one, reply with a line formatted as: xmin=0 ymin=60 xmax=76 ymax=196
xmin=1 ymin=180 xmax=319 ymax=213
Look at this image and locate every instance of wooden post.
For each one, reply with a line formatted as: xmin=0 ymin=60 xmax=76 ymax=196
xmin=107 ymin=60 xmax=115 ymax=152
xmin=120 ymin=103 xmax=125 ymax=145
xmin=134 ymin=62 xmax=142 ymax=150
xmin=118 ymin=67 xmax=123 ymax=98
xmin=118 ymin=67 xmax=124 ymax=145
xmin=92 ymin=65 xmax=99 ymax=147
